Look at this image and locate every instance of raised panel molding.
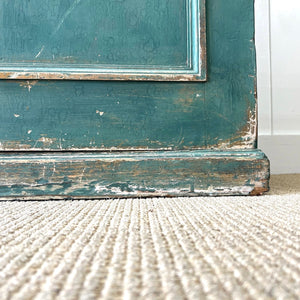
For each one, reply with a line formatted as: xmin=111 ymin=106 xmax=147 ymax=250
xmin=0 ymin=0 xmax=206 ymax=81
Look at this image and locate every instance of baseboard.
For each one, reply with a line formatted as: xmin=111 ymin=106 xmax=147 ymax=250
xmin=259 ymin=135 xmax=300 ymax=174
xmin=0 ymin=150 xmax=269 ymax=198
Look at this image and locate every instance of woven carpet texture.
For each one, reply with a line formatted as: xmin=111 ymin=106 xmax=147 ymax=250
xmin=0 ymin=174 xmax=299 ymax=300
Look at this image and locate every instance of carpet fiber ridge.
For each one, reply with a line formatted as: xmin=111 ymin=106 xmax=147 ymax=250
xmin=0 ymin=175 xmax=299 ymax=299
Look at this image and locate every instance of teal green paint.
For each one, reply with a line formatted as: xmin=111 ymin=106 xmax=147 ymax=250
xmin=0 ymin=0 xmax=269 ymax=197
xmin=0 ymin=81 xmax=207 ymax=150
xmin=0 ymin=0 xmax=205 ymax=80
xmin=0 ymin=0 xmax=188 ymax=66
xmin=0 ymin=150 xmax=269 ymax=198
xmin=204 ymin=0 xmax=257 ymax=148
xmin=0 ymin=0 xmax=255 ymax=150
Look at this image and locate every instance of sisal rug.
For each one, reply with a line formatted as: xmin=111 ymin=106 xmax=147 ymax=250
xmin=0 ymin=175 xmax=299 ymax=299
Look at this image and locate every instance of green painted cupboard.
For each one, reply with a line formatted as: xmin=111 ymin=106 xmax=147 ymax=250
xmin=0 ymin=0 xmax=269 ymax=198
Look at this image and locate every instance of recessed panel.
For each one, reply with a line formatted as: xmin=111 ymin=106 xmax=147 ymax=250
xmin=0 ymin=0 xmax=206 ymax=81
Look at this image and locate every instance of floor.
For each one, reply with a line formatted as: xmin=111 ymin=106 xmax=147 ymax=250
xmin=0 ymin=174 xmax=299 ymax=300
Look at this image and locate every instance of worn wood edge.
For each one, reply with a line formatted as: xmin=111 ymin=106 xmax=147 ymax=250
xmin=199 ymin=0 xmax=207 ymax=81
xmin=0 ymin=149 xmax=269 ymax=198
xmin=0 ymin=71 xmax=206 ymax=82
xmin=0 ymin=149 xmax=267 ymax=161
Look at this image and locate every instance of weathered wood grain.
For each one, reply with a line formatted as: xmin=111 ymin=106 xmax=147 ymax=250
xmin=0 ymin=150 xmax=269 ymax=198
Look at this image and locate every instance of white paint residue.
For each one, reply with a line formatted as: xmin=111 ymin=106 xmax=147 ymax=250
xmin=26 ymin=81 xmax=33 ymax=92
xmin=79 ymin=168 xmax=86 ymax=183
xmin=95 ymin=184 xmax=138 ymax=195
xmin=38 ymin=137 xmax=56 ymax=144
xmin=110 ymin=187 xmax=123 ymax=194
xmin=35 ymin=45 xmax=45 ymax=58
xmin=14 ymin=114 xmax=20 ymax=118
xmin=95 ymin=185 xmax=106 ymax=193
xmin=42 ymin=166 xmax=46 ymax=178
xmin=53 ymin=0 xmax=82 ymax=36
xmin=216 ymin=107 xmax=257 ymax=150
xmin=96 ymin=110 xmax=104 ymax=116
xmin=34 ymin=0 xmax=82 ymax=60
xmin=194 ymin=186 xmax=254 ymax=196
xmin=20 ymin=80 xmax=38 ymax=92
xmin=10 ymin=73 xmax=19 ymax=79
xmin=52 ymin=163 xmax=56 ymax=177
xmin=242 ymin=108 xmax=257 ymax=147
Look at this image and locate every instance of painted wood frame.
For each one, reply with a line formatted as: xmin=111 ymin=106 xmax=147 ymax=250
xmin=0 ymin=0 xmax=206 ymax=82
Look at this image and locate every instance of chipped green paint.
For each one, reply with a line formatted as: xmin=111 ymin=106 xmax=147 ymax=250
xmin=0 ymin=150 xmax=269 ymax=198
xmin=0 ymin=0 xmax=269 ymax=197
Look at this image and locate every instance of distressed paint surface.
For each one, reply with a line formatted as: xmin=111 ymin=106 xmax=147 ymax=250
xmin=0 ymin=0 xmax=255 ymax=151
xmin=0 ymin=150 xmax=269 ymax=198
xmin=0 ymin=0 xmax=206 ymax=81
xmin=0 ymin=0 xmax=269 ymax=197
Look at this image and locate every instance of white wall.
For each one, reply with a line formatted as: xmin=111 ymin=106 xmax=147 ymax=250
xmin=255 ymin=0 xmax=300 ymax=174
